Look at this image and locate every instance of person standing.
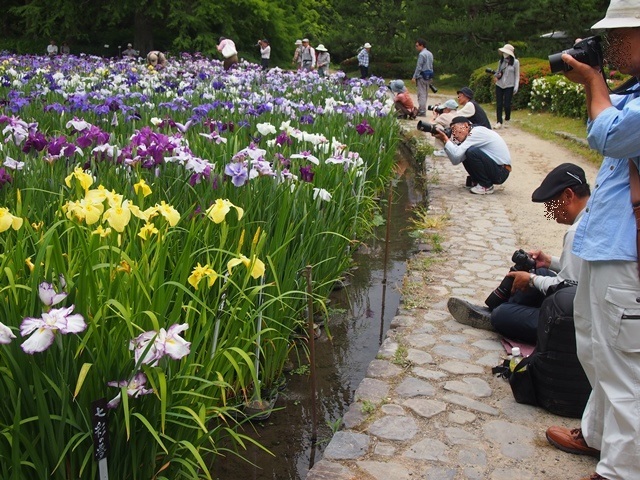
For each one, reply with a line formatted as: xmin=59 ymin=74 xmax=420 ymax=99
xmin=292 ymin=39 xmax=303 ymax=69
xmin=357 ymin=43 xmax=371 ymax=79
xmin=411 ymin=38 xmax=434 ymax=117
xmin=300 ymin=39 xmax=316 ymax=71
xmin=544 ymin=2 xmax=640 ymax=479
xmin=315 ymin=44 xmax=330 ymax=77
xmin=47 ymin=40 xmax=58 ymax=57
xmin=217 ymin=37 xmax=238 ymax=71
xmin=457 ymin=86 xmax=492 ymax=129
xmin=258 ymin=39 xmax=271 ymax=70
xmin=122 ymin=43 xmax=138 ymax=58
xmin=493 ymin=44 xmax=520 ymax=128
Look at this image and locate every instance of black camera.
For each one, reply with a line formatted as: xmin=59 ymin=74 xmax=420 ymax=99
xmin=429 ymin=83 xmax=438 ymax=94
xmin=427 ymin=104 xmax=445 ymax=114
xmin=485 ymin=68 xmax=497 ymax=75
xmin=548 ymin=35 xmax=604 ymax=73
xmin=484 ymin=249 xmax=536 ymax=310
xmin=417 ymin=121 xmax=451 ymax=137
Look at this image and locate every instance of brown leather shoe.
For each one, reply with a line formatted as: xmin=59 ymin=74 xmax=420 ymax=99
xmin=546 ymin=426 xmax=600 ymax=457
xmin=579 ymin=474 xmax=609 ymax=480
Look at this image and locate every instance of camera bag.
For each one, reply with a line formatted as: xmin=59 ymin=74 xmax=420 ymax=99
xmin=509 ymin=284 xmax=591 ymax=418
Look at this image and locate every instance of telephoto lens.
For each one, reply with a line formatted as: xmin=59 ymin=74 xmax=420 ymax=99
xmin=429 ymin=84 xmax=438 ymax=94
xmin=485 ymin=275 xmax=515 ymax=310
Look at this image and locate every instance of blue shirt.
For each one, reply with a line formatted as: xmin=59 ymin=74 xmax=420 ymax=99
xmin=572 ymin=86 xmax=640 ymax=262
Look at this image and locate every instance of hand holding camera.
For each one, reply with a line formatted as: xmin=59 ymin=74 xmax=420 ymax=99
xmin=416 ymin=120 xmax=451 ymax=138
xmin=485 ymin=249 xmax=536 ymax=310
xmin=548 ymin=35 xmax=603 ymax=73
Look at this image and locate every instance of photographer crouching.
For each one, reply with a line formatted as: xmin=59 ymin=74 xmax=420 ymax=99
xmin=447 ymin=163 xmax=591 ymax=343
xmin=428 ymin=99 xmax=459 ymax=157
xmin=427 ymin=116 xmax=512 ymax=195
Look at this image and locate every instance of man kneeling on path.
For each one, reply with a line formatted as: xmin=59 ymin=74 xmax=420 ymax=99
xmin=432 ymin=116 xmax=511 ymax=195
xmin=447 ymin=163 xmax=590 ymax=343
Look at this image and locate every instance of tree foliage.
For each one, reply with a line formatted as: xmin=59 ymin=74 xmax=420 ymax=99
xmin=1 ymin=0 xmax=610 ymax=74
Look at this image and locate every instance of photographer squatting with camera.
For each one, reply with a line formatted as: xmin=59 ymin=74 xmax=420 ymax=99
xmin=447 ymin=163 xmax=590 ymax=343
xmin=427 ymin=116 xmax=511 ymax=195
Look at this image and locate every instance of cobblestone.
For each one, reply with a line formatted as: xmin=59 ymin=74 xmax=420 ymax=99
xmin=306 ymin=120 xmax=597 ymax=479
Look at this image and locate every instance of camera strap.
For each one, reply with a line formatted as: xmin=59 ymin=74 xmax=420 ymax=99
xmin=610 ymin=76 xmax=639 ymax=96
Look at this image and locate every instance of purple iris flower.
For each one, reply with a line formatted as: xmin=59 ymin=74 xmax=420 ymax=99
xmin=355 ymin=120 xmax=375 ymax=135
xmin=225 ymin=162 xmax=249 ymax=187
xmin=276 ymin=132 xmax=292 ymax=146
xmin=299 ymin=165 xmax=314 ymax=183
xmin=0 ymin=168 xmax=12 ymax=187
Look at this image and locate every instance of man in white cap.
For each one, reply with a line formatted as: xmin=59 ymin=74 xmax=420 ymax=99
xmin=431 ymin=99 xmax=459 ymax=156
xmin=544 ymin=2 xmax=640 ymax=479
xmin=300 ymin=38 xmax=315 ymax=71
xmin=123 ymin=43 xmax=137 ymax=58
xmin=357 ymin=42 xmax=371 ymax=78
xmin=292 ymin=39 xmax=303 ymax=69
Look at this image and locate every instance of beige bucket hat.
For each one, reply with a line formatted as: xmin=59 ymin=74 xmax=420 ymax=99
xmin=592 ymin=0 xmax=640 ymax=29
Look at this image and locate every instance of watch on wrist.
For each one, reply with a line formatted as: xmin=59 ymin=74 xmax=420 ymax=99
xmin=528 ymin=273 xmax=535 ymax=288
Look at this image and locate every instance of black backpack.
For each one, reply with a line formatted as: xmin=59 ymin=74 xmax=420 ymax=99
xmin=509 ymin=285 xmax=591 ymax=418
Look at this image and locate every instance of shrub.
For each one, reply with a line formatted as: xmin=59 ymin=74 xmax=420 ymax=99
xmin=529 ymin=75 xmax=587 ymax=119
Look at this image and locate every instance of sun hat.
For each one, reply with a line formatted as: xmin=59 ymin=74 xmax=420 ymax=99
xmin=295 ymin=39 xmax=302 ymax=45
xmin=532 ymin=163 xmax=588 ymax=202
xmin=364 ymin=42 xmax=372 ymax=48
xmin=389 ymin=79 xmax=406 ymax=93
xmin=442 ymin=99 xmax=458 ymax=109
xmin=316 ymin=44 xmax=328 ymax=52
xmin=450 ymin=116 xmax=472 ymax=126
xmin=592 ymin=0 xmax=640 ymax=29
xmin=127 ymin=43 xmax=132 ymax=47
xmin=498 ymin=43 xmax=515 ymax=57
xmin=456 ymin=86 xmax=474 ymax=99
xmin=302 ymin=38 xmax=310 ymax=43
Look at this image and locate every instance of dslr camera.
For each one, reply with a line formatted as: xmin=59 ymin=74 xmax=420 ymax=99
xmin=485 ymin=68 xmax=497 ymax=75
xmin=417 ymin=121 xmax=451 ymax=137
xmin=428 ymin=104 xmax=445 ymax=114
xmin=548 ymin=35 xmax=604 ymax=73
xmin=484 ymin=249 xmax=536 ymax=310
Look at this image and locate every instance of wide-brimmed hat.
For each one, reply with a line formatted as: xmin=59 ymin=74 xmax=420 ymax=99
xmin=532 ymin=163 xmax=588 ymax=202
xmin=389 ymin=79 xmax=406 ymax=93
xmin=498 ymin=43 xmax=515 ymax=57
xmin=316 ymin=44 xmax=328 ymax=52
xmin=592 ymin=0 xmax=640 ymax=29
xmin=456 ymin=87 xmax=474 ymax=99
xmin=442 ymin=99 xmax=458 ymax=109
xmin=364 ymin=42 xmax=372 ymax=48
xmin=295 ymin=39 xmax=302 ymax=45
xmin=450 ymin=116 xmax=472 ymax=126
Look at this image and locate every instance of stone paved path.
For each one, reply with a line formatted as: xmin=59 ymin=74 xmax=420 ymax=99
xmin=307 ymin=119 xmax=600 ymax=479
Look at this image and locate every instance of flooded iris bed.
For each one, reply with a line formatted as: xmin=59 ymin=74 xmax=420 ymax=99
xmin=214 ymin=157 xmax=422 ymax=479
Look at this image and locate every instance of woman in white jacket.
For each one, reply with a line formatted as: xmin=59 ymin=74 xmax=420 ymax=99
xmin=493 ymin=43 xmax=520 ymax=128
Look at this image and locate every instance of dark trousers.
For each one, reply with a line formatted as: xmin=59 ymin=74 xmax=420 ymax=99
xmin=359 ymin=65 xmax=369 ymax=79
xmin=491 ymin=268 xmax=555 ymax=344
xmin=223 ymin=55 xmax=238 ymax=71
xmin=462 ymin=147 xmax=510 ymax=188
xmin=496 ymin=86 xmax=514 ymax=123
xmin=261 ymin=58 xmax=269 ymax=70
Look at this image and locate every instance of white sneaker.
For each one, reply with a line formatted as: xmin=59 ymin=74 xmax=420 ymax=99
xmin=470 ymin=184 xmax=494 ymax=195
xmin=433 ymin=149 xmax=447 ymax=157
xmin=494 ymin=122 xmax=502 ymax=129
xmin=503 ymin=121 xmax=510 ymax=129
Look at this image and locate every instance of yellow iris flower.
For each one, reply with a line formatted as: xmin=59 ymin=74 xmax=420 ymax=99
xmin=138 ymin=222 xmax=159 ymax=240
xmin=0 ymin=207 xmax=24 ymax=233
xmin=103 ymin=200 xmax=132 ymax=232
xmin=188 ymin=263 xmax=219 ymax=290
xmin=92 ymin=225 xmax=112 ymax=238
xmin=156 ymin=201 xmax=180 ymax=227
xmin=227 ymin=254 xmax=266 ymax=279
xmin=134 ymin=179 xmax=152 ymax=197
xmin=206 ymin=199 xmax=244 ymax=224
xmin=64 ymin=167 xmax=94 ymax=191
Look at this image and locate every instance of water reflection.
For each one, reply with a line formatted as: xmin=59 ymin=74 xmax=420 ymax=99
xmin=212 ymin=164 xmax=418 ymax=480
